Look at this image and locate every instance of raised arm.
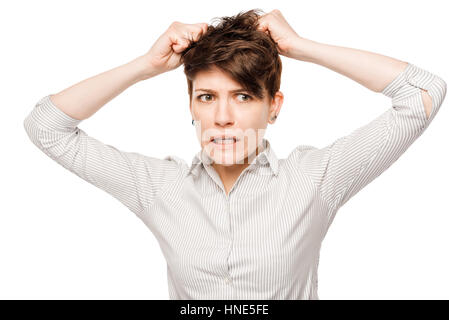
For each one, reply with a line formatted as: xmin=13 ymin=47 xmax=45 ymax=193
xmin=48 ymin=55 xmax=153 ymax=121
xmin=290 ymin=37 xmax=435 ymax=118
xmin=23 ymin=54 xmax=179 ymax=217
xmin=256 ymin=9 xmax=436 ymax=119
xmin=288 ymin=43 xmax=446 ymax=223
xmin=256 ymin=10 xmax=446 ymax=213
xmin=24 ymin=21 xmax=208 ymax=216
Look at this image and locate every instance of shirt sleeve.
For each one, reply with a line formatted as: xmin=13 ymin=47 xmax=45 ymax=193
xmin=23 ymin=95 xmax=184 ymax=217
xmin=296 ymin=62 xmax=447 ymax=213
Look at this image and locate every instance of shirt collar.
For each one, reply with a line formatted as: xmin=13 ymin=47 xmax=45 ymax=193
xmin=188 ymin=138 xmax=279 ymax=177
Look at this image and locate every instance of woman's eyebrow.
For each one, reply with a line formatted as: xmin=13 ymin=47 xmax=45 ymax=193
xmin=195 ymin=88 xmax=247 ymax=94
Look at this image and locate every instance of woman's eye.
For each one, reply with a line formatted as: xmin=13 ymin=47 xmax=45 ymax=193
xmin=237 ymin=93 xmax=252 ymax=102
xmin=197 ymin=94 xmax=213 ymax=102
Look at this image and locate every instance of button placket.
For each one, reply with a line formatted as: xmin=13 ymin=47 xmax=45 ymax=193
xmin=224 ymin=194 xmax=236 ymax=300
xmin=224 ymin=193 xmax=233 ymax=289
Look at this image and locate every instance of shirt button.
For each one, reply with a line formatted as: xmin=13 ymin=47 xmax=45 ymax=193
xmin=225 ymin=276 xmax=232 ymax=284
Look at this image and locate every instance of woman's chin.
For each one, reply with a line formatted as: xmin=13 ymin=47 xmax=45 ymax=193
xmin=208 ymin=150 xmax=248 ymax=165
xmin=203 ymin=141 xmax=242 ymax=164
xmin=211 ymin=154 xmax=244 ymax=165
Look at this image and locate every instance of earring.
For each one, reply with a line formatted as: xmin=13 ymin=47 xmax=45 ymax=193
xmin=192 ymin=119 xmax=194 ymax=126
xmin=271 ymin=115 xmax=277 ymax=121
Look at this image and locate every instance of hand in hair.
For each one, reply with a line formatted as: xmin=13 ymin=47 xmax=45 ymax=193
xmin=256 ymin=9 xmax=302 ymax=58
xmin=143 ymin=21 xmax=208 ymax=75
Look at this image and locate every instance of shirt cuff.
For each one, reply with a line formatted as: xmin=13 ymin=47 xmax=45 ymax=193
xmin=381 ymin=62 xmax=436 ymax=100
xmin=31 ymin=94 xmax=83 ymax=131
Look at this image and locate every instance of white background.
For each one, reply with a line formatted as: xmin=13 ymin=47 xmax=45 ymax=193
xmin=2 ymin=0 xmax=448 ymax=299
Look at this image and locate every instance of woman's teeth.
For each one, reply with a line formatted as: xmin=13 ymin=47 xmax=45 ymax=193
xmin=213 ymin=138 xmax=236 ymax=144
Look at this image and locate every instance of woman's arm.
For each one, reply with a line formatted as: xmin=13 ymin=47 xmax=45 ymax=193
xmin=24 ymin=21 xmax=207 ymax=217
xmin=49 ymin=55 xmax=155 ymax=121
xmin=23 ymin=55 xmax=165 ymax=217
xmin=257 ymin=10 xmax=446 ymax=227
xmin=290 ymin=37 xmax=409 ymax=93
xmin=287 ymin=51 xmax=446 ymax=216
xmin=288 ymin=37 xmax=435 ymax=118
xmin=49 ymin=20 xmax=207 ymax=121
xmin=256 ymin=9 xmax=435 ymax=118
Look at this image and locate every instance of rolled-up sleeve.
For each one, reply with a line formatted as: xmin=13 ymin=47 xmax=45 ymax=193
xmin=23 ymin=95 xmax=183 ymax=217
xmin=297 ymin=62 xmax=447 ymax=213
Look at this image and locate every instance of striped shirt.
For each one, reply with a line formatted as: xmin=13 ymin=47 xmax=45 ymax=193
xmin=23 ymin=62 xmax=446 ymax=299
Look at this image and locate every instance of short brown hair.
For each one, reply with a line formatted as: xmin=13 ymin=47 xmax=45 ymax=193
xmin=181 ymin=8 xmax=282 ymax=104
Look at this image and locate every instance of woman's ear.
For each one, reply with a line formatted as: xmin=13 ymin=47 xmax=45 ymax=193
xmin=269 ymin=91 xmax=284 ymax=123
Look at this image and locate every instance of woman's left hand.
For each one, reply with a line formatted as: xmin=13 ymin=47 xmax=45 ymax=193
xmin=256 ymin=9 xmax=302 ymax=58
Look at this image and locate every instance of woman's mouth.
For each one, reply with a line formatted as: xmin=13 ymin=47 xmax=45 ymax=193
xmin=210 ymin=136 xmax=239 ymax=148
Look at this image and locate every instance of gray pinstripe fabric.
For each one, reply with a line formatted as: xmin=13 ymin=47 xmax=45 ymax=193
xmin=24 ymin=62 xmax=446 ymax=299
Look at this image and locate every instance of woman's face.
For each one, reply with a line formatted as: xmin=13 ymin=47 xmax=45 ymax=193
xmin=190 ymin=66 xmax=283 ymax=166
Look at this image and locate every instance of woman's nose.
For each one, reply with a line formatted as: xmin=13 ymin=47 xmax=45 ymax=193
xmin=214 ymin=104 xmax=234 ymax=127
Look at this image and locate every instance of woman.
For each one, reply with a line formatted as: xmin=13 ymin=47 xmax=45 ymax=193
xmin=24 ymin=9 xmax=446 ymax=299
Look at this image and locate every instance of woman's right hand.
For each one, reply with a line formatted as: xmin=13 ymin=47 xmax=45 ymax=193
xmin=142 ymin=21 xmax=208 ymax=76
